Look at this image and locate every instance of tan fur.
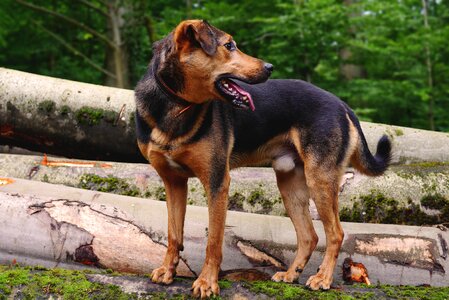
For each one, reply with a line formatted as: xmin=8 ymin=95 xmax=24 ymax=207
xmin=171 ymin=20 xmax=266 ymax=104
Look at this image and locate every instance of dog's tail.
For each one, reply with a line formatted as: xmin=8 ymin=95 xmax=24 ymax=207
xmin=348 ymin=110 xmax=392 ymax=176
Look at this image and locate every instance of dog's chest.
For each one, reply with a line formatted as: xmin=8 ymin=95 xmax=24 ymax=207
xmin=163 ymin=153 xmax=184 ymax=170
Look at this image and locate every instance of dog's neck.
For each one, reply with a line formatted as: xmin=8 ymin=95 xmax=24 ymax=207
xmin=152 ymin=61 xmax=194 ymax=117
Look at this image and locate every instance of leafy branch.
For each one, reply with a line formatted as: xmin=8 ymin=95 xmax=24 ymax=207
xmin=32 ymin=20 xmax=116 ymax=79
xmin=14 ymin=0 xmax=116 ymax=49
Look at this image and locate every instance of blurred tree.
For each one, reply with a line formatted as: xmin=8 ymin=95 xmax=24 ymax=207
xmin=336 ymin=0 xmax=449 ymax=131
xmin=11 ymin=0 xmax=131 ymax=88
xmin=0 ymin=0 xmax=448 ymax=131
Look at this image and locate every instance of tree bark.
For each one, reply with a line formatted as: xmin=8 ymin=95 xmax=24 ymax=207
xmin=0 ymin=178 xmax=448 ymax=286
xmin=1 ymin=68 xmax=449 ymax=163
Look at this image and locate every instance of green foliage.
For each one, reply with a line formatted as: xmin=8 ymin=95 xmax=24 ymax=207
xmin=1 ymin=0 xmax=448 ymax=131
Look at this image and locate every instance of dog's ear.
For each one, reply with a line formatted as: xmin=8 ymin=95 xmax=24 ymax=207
xmin=174 ymin=20 xmax=217 ymax=56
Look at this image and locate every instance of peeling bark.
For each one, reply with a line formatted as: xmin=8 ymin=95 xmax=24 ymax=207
xmin=236 ymin=240 xmax=285 ymax=269
xmin=32 ymin=199 xmax=194 ymax=276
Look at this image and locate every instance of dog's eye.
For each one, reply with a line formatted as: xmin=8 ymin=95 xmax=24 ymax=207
xmin=224 ymin=42 xmax=236 ymax=51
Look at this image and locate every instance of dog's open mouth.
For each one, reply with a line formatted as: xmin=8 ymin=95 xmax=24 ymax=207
xmin=216 ymin=78 xmax=255 ymax=111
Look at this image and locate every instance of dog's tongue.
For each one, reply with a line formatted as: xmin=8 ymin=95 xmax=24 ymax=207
xmin=228 ymin=80 xmax=255 ymax=111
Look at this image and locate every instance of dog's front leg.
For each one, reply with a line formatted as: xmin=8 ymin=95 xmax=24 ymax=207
xmin=149 ymin=151 xmax=188 ymax=285
xmin=192 ymin=167 xmax=230 ymax=298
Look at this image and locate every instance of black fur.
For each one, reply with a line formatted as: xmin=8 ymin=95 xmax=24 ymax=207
xmin=136 ymin=74 xmax=391 ymax=175
xmin=346 ymin=108 xmax=392 ymax=175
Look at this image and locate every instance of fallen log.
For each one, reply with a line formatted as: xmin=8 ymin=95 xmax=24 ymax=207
xmin=0 ymin=153 xmax=447 ymax=219
xmin=1 ymin=68 xmax=449 ymax=163
xmin=0 ymin=178 xmax=448 ymax=286
xmin=0 ymin=68 xmax=140 ymax=162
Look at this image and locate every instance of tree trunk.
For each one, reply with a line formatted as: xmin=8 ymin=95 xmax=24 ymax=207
xmin=104 ymin=0 xmax=131 ymax=89
xmin=1 ymin=68 xmax=449 ymax=163
xmin=1 ymin=178 xmax=448 ymax=286
xmin=339 ymin=0 xmax=365 ymax=80
xmin=421 ymin=0 xmax=435 ymax=131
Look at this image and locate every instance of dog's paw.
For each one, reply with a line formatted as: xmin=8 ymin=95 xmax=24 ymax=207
xmin=306 ymin=273 xmax=332 ymax=290
xmin=191 ymin=277 xmax=220 ymax=299
xmin=271 ymin=271 xmax=299 ymax=283
xmin=150 ymin=265 xmax=175 ymax=285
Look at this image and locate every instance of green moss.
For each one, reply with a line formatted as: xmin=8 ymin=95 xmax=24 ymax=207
xmin=42 ymin=174 xmax=49 ymax=183
xmin=379 ymin=285 xmax=449 ymax=300
xmin=421 ymin=194 xmax=449 ymax=223
xmin=38 ymin=100 xmax=56 ymax=114
xmin=103 ymin=110 xmax=118 ymax=123
xmin=246 ymin=281 xmax=449 ymax=300
xmin=75 ymin=107 xmax=117 ymax=126
xmin=394 ymin=128 xmax=404 ymax=136
xmin=2 ymin=265 xmax=449 ymax=300
xmin=153 ymin=186 xmax=166 ymax=201
xmin=218 ymin=280 xmax=232 ymax=289
xmin=395 ymin=171 xmax=416 ymax=180
xmin=421 ymin=194 xmax=448 ymax=210
xmin=78 ymin=174 xmax=140 ymax=197
xmin=76 ymin=107 xmax=104 ymax=125
xmin=339 ymin=190 xmax=448 ymax=225
xmin=247 ymin=188 xmax=280 ymax=212
xmin=0 ymin=265 xmax=137 ymax=300
xmin=407 ymin=161 xmax=449 ymax=168
xmin=247 ymin=281 xmax=356 ymax=300
xmin=228 ymin=192 xmax=245 ymax=211
xmin=247 ymin=189 xmax=264 ymax=206
xmin=60 ymin=105 xmax=72 ymax=116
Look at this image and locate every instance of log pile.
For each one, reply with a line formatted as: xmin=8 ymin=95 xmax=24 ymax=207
xmin=1 ymin=68 xmax=449 ymax=287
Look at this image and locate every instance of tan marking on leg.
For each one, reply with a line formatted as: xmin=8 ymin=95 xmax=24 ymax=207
xmin=176 ymin=140 xmax=230 ymax=298
xmin=272 ymin=165 xmax=318 ymax=283
xmin=304 ymin=163 xmax=344 ymax=290
xmin=148 ymin=151 xmax=188 ymax=285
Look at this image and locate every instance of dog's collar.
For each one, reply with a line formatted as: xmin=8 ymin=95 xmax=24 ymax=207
xmin=152 ymin=64 xmax=194 ymax=117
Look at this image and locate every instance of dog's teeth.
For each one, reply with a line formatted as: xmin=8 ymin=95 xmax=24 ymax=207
xmin=224 ymin=83 xmax=229 ymax=88
xmin=243 ymin=96 xmax=248 ymax=100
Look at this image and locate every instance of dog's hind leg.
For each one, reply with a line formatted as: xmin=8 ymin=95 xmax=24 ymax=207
xmin=149 ymin=152 xmax=188 ymax=285
xmin=272 ymin=161 xmax=318 ymax=283
xmin=304 ymin=164 xmax=344 ymax=290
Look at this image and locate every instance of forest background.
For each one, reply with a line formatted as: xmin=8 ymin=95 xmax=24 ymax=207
xmin=1 ymin=0 xmax=448 ymax=132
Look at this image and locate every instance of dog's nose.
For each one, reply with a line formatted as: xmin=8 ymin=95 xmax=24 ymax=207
xmin=264 ymin=63 xmax=274 ymax=73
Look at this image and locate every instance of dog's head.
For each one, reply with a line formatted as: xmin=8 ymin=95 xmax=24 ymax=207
xmin=154 ymin=20 xmax=273 ymax=110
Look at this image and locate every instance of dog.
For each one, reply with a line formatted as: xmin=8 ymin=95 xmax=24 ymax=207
xmin=134 ymin=20 xmax=391 ymax=298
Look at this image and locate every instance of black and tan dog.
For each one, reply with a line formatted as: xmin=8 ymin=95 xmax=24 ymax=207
xmin=135 ymin=20 xmax=391 ymax=298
